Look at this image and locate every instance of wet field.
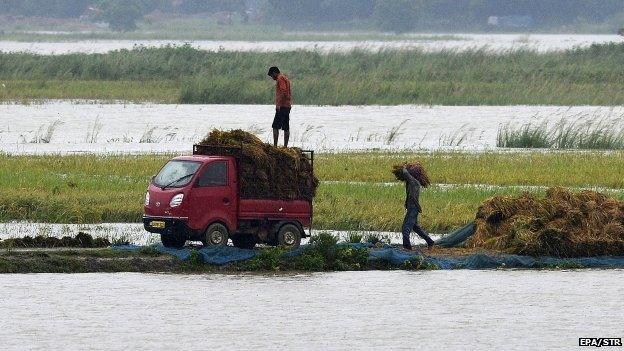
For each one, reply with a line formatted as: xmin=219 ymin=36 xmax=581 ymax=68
xmin=2 ymin=102 xmax=622 ymax=154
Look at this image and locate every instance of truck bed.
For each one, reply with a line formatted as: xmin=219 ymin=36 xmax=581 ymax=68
xmin=239 ymin=199 xmax=311 ymax=227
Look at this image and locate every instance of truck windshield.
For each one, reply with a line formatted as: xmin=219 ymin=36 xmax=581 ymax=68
xmin=153 ymin=160 xmax=202 ymax=189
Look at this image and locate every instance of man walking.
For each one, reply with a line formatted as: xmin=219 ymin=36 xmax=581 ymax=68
xmin=268 ymin=66 xmax=292 ymax=147
xmin=401 ymin=166 xmax=435 ymax=250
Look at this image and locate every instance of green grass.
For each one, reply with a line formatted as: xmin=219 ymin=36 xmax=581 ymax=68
xmin=497 ymin=118 xmax=624 ymax=150
xmin=316 ymin=182 xmax=525 ymax=232
xmin=0 ymin=80 xmax=179 ymax=102
xmin=2 ymin=44 xmax=624 ymax=104
xmin=1 ymin=152 xmax=623 ymax=232
xmin=0 ymin=243 xmax=431 ymax=273
xmin=316 ymin=151 xmax=624 ymax=188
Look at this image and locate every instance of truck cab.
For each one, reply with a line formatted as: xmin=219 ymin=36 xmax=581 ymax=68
xmin=143 ymin=154 xmax=312 ymax=250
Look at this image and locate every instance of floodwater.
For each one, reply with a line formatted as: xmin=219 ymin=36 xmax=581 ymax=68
xmin=0 ymin=34 xmax=621 ymax=54
xmin=0 ymin=270 xmax=622 ymax=350
xmin=0 ymin=222 xmax=434 ymax=247
xmin=1 ymin=102 xmax=622 ymax=154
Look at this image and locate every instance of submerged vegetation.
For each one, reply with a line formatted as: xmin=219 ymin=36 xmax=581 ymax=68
xmin=2 ymin=43 xmax=624 ymax=104
xmin=497 ymin=118 xmax=624 ymax=149
xmin=1 ymin=152 xmax=623 ymax=232
xmin=0 ymin=232 xmax=109 ymax=248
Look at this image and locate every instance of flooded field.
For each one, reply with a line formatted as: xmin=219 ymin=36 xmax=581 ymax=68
xmin=1 ymin=102 xmax=622 ymax=154
xmin=0 ymin=34 xmax=621 ymax=54
xmin=0 ymin=222 xmax=430 ymax=246
xmin=0 ymin=270 xmax=622 ymax=350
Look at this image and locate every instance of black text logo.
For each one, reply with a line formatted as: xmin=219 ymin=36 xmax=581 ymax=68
xmin=579 ymin=338 xmax=622 ymax=347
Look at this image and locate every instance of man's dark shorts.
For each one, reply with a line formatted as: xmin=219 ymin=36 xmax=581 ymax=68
xmin=272 ymin=107 xmax=291 ymax=131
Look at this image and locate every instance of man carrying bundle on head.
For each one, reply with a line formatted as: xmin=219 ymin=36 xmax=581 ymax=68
xmin=267 ymin=66 xmax=292 ymax=147
xmin=393 ymin=163 xmax=435 ymax=251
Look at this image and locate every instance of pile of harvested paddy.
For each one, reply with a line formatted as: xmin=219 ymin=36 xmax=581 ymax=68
xmin=0 ymin=233 xmax=110 ymax=249
xmin=198 ymin=130 xmax=318 ymax=201
xmin=392 ymin=162 xmax=431 ymax=187
xmin=467 ymin=187 xmax=624 ymax=257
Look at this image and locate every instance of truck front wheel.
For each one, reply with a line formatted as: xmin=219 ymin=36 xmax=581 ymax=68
xmin=277 ymin=224 xmax=302 ymax=250
xmin=203 ymin=223 xmax=229 ymax=247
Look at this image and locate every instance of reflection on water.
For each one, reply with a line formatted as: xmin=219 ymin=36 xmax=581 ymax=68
xmin=0 ymin=270 xmax=622 ymax=350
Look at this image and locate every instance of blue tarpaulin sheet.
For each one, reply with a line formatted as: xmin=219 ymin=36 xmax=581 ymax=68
xmin=198 ymin=246 xmax=257 ymax=265
xmin=112 ymin=243 xmax=624 ymax=269
xmin=435 ymin=222 xmax=476 ymax=248
xmin=423 ymin=253 xmax=624 ymax=269
xmin=113 ymin=244 xmax=257 ymax=265
xmin=369 ymin=247 xmax=419 ymax=264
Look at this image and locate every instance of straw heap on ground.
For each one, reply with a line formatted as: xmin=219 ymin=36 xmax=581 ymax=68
xmin=467 ymin=187 xmax=624 ymax=257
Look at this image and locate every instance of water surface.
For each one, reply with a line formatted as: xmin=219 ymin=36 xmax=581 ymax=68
xmin=2 ymin=102 xmax=622 ymax=154
xmin=0 ymin=270 xmax=621 ymax=350
xmin=0 ymin=34 xmax=620 ymax=54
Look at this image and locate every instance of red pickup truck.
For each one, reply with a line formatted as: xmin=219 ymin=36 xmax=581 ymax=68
xmin=143 ymin=145 xmax=313 ymax=249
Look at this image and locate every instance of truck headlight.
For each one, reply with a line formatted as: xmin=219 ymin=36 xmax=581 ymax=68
xmin=170 ymin=193 xmax=184 ymax=207
xmin=144 ymin=192 xmax=150 ymax=206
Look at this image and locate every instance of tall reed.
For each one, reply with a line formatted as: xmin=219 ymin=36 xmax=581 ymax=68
xmin=497 ymin=117 xmax=624 ymax=150
xmin=1 ymin=43 xmax=624 ymax=105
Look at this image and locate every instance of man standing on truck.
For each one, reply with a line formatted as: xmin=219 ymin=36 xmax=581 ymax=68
xmin=268 ymin=66 xmax=292 ymax=147
xmin=401 ymin=166 xmax=435 ymax=251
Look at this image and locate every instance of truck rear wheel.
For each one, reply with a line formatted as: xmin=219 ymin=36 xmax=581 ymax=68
xmin=277 ymin=224 xmax=302 ymax=250
xmin=203 ymin=223 xmax=229 ymax=247
xmin=161 ymin=232 xmax=186 ymax=248
xmin=231 ymin=235 xmax=257 ymax=250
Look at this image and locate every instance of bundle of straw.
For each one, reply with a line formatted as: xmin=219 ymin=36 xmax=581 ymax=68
xmin=391 ymin=162 xmax=431 ymax=187
xmin=467 ymin=187 xmax=624 ymax=257
xmin=198 ymin=129 xmax=318 ymax=201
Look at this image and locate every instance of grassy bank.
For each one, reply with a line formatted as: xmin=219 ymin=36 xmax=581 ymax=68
xmin=0 ymin=245 xmax=444 ymax=273
xmin=0 ymin=241 xmax=614 ymax=274
xmin=1 ymin=44 xmax=624 ymax=104
xmin=1 ymin=152 xmax=623 ymax=232
xmin=0 ymin=236 xmax=430 ymax=273
xmin=0 ymin=248 xmax=181 ymax=273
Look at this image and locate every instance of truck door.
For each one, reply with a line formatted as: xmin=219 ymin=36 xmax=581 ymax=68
xmin=188 ymin=159 xmax=237 ymax=233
